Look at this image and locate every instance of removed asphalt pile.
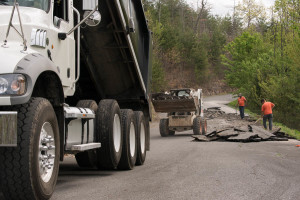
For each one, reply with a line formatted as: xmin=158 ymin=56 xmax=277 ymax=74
xmin=192 ymin=126 xmax=294 ymax=143
xmin=205 ymin=107 xmax=226 ymax=119
xmin=205 ymin=107 xmax=253 ymax=121
xmin=192 ymin=107 xmax=295 ymax=143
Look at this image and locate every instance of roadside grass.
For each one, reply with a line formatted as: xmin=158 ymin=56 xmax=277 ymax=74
xmin=273 ymin=122 xmax=300 ymax=140
xmin=228 ymin=100 xmax=300 ymax=140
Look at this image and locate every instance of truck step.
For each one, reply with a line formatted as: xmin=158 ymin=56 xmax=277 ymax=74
xmin=64 ymin=106 xmax=95 ymax=119
xmin=71 ymin=143 xmax=101 ymax=151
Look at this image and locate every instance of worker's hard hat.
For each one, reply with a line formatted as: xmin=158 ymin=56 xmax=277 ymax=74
xmin=238 ymin=93 xmax=242 ymax=96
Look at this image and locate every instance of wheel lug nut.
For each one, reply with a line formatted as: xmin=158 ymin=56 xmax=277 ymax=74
xmin=42 ymin=138 xmax=50 ymax=143
xmin=46 ymin=135 xmax=52 ymax=139
xmin=48 ymin=145 xmax=55 ymax=150
xmin=48 ymin=154 xmax=55 ymax=159
xmin=40 ymin=155 xmax=48 ymax=160
xmin=40 ymin=146 xmax=48 ymax=151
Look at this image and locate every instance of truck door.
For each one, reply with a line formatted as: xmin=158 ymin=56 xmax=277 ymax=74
xmin=51 ymin=0 xmax=75 ymax=94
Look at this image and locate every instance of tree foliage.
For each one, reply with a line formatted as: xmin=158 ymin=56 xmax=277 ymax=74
xmin=144 ymin=0 xmax=300 ymax=130
xmin=144 ymin=0 xmax=235 ymax=91
xmin=223 ymin=0 xmax=300 ymax=130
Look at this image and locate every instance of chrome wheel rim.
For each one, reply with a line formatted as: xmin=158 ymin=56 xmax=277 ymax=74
xmin=140 ymin=123 xmax=146 ymax=154
xmin=39 ymin=122 xmax=55 ymax=183
xmin=129 ymin=122 xmax=136 ymax=157
xmin=113 ymin=114 xmax=121 ymax=153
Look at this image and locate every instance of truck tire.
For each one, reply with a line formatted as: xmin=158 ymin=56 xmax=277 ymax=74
xmin=0 ymin=98 xmax=60 ymax=200
xmin=159 ymin=119 xmax=170 ymax=137
xmin=75 ymin=100 xmax=98 ymax=168
xmin=133 ymin=111 xmax=146 ymax=166
xmin=118 ymin=110 xmax=137 ymax=170
xmin=169 ymin=130 xmax=175 ymax=136
xmin=201 ymin=118 xmax=207 ymax=135
xmin=96 ymin=100 xmax=122 ymax=169
xmin=193 ymin=116 xmax=203 ymax=135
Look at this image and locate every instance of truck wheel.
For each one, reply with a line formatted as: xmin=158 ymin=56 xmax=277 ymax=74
xmin=75 ymin=100 xmax=98 ymax=168
xmin=169 ymin=130 xmax=175 ymax=136
xmin=96 ymin=100 xmax=122 ymax=169
xmin=193 ymin=116 xmax=203 ymax=135
xmin=201 ymin=118 xmax=207 ymax=135
xmin=133 ymin=111 xmax=146 ymax=165
xmin=0 ymin=98 xmax=60 ymax=200
xmin=118 ymin=110 xmax=137 ymax=170
xmin=159 ymin=119 xmax=170 ymax=137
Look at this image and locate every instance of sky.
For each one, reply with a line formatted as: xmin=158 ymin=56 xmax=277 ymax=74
xmin=184 ymin=0 xmax=276 ymax=16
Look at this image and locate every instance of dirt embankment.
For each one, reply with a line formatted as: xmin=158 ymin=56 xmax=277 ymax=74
xmin=163 ymin=66 xmax=234 ymax=96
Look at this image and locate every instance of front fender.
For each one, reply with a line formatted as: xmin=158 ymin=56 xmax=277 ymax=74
xmin=0 ymin=53 xmax=61 ymax=105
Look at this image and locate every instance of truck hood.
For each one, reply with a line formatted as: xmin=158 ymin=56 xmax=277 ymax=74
xmin=0 ymin=42 xmax=36 ymax=73
xmin=0 ymin=6 xmax=44 ymax=73
xmin=0 ymin=6 xmax=47 ymax=25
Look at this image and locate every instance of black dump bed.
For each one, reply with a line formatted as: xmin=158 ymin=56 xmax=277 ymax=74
xmin=73 ymin=0 xmax=152 ymax=114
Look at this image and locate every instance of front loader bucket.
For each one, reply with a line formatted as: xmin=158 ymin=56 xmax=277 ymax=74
xmin=152 ymin=93 xmax=198 ymax=113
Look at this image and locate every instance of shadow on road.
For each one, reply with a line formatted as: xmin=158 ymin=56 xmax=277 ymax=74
xmin=58 ymin=169 xmax=113 ymax=177
xmin=151 ymin=133 xmax=194 ymax=140
xmin=57 ymin=157 xmax=114 ymax=182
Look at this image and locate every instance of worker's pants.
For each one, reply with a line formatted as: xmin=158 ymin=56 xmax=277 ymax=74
xmin=263 ymin=114 xmax=273 ymax=130
xmin=239 ymin=106 xmax=244 ymax=119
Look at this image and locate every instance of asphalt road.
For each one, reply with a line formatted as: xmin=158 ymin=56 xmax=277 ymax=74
xmin=1 ymin=95 xmax=299 ymax=200
xmin=51 ymin=94 xmax=300 ymax=200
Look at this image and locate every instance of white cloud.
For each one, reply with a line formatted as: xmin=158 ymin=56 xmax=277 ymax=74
xmin=184 ymin=0 xmax=276 ymax=16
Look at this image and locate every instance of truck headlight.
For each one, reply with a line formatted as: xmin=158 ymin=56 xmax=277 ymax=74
xmin=0 ymin=77 xmax=9 ymax=93
xmin=0 ymin=74 xmax=27 ymax=96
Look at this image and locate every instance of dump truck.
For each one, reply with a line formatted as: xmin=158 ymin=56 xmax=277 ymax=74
xmin=152 ymin=88 xmax=207 ymax=137
xmin=0 ymin=0 xmax=152 ymax=199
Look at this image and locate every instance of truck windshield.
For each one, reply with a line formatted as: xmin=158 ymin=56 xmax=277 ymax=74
xmin=178 ymin=91 xmax=189 ymax=97
xmin=0 ymin=0 xmax=49 ymax=12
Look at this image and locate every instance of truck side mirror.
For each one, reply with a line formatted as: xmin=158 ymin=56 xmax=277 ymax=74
xmin=83 ymin=11 xmax=101 ymax=27
xmin=58 ymin=5 xmax=99 ymax=40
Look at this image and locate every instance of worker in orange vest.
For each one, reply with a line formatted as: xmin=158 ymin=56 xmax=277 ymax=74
xmin=236 ymin=93 xmax=247 ymax=119
xmin=261 ymin=99 xmax=275 ymax=130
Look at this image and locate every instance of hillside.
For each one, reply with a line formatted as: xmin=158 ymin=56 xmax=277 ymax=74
xmin=144 ymin=0 xmax=300 ymax=130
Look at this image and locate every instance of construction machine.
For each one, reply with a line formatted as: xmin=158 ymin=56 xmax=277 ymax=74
xmin=152 ymin=88 xmax=207 ymax=137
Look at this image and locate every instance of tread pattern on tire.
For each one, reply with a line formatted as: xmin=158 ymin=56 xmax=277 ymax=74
xmin=0 ymin=98 xmax=58 ymax=200
xmin=96 ymin=99 xmax=122 ymax=170
xmin=118 ymin=109 xmax=137 ymax=170
xmin=133 ymin=111 xmax=146 ymax=166
xmin=193 ymin=116 xmax=202 ymax=135
xmin=159 ymin=119 xmax=169 ymax=137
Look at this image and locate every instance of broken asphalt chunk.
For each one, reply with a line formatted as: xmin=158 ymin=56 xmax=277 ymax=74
xmin=234 ymin=126 xmax=249 ymax=132
xmin=269 ymin=137 xmax=289 ymax=141
xmin=191 ymin=135 xmax=210 ymax=142
xmin=217 ymin=129 xmax=239 ymax=138
xmin=250 ymin=125 xmax=275 ymax=140
xmin=206 ymin=130 xmax=217 ymax=137
xmin=227 ymin=132 xmax=258 ymax=142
